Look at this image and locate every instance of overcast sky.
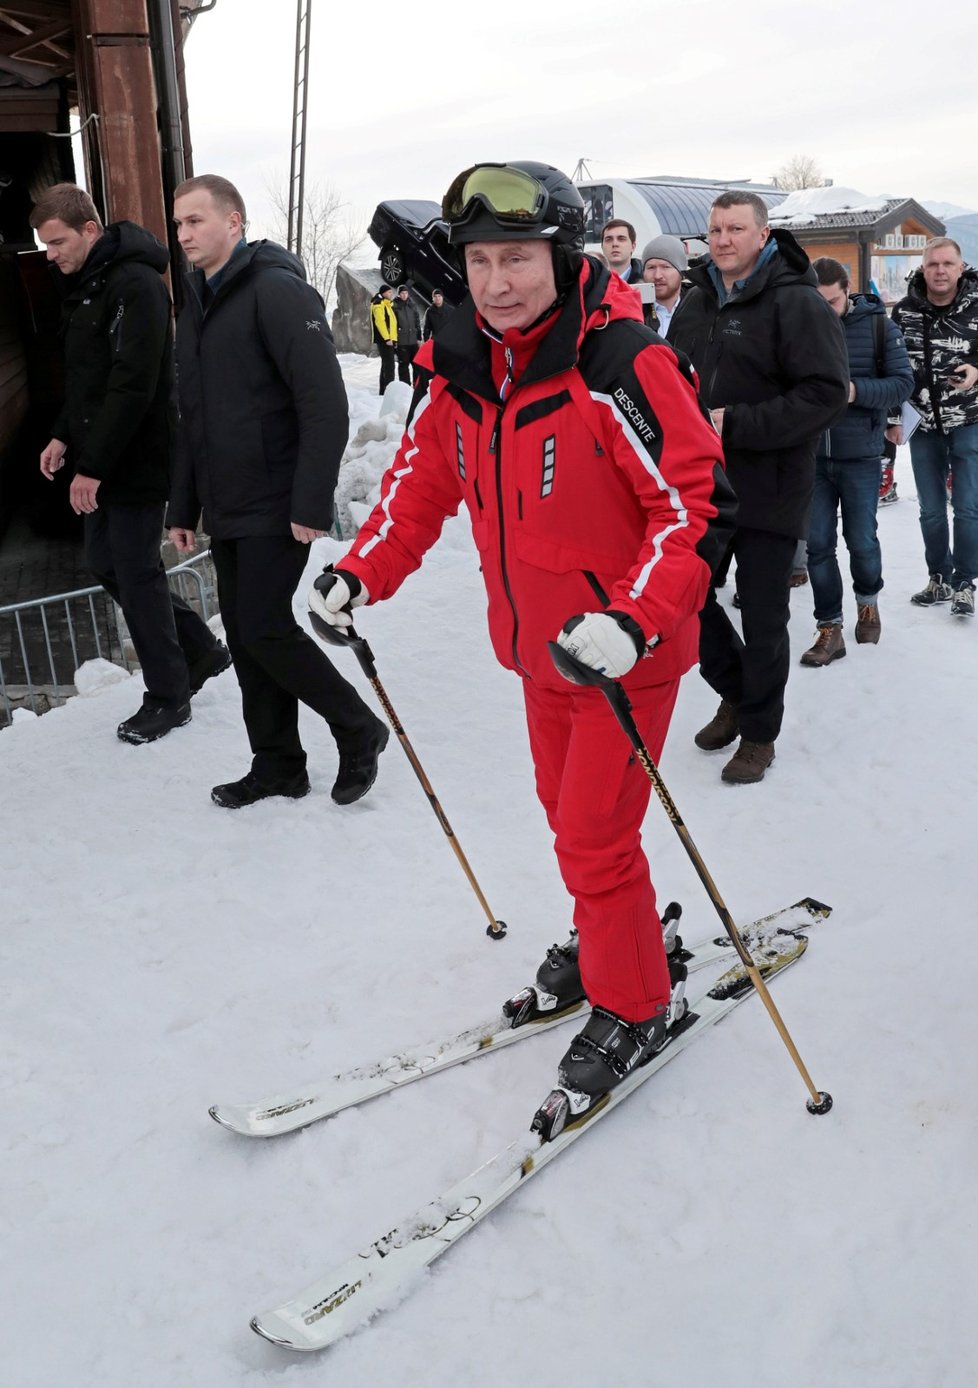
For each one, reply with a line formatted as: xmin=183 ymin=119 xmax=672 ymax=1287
xmin=182 ymin=0 xmax=978 ymax=240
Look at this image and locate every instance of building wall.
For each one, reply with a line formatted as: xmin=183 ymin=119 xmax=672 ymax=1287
xmin=795 ymin=238 xmax=861 ymax=288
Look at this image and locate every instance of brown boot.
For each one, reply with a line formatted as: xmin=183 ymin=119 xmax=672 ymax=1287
xmin=694 ymin=699 xmax=739 ymax=751
xmin=855 ymin=604 xmax=881 ymax=644
xmin=721 ymin=739 xmax=775 ymax=784
xmin=800 ymin=624 xmax=846 ymax=667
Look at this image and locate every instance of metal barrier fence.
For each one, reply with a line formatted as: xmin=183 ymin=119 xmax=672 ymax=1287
xmin=0 ymin=551 xmax=217 ymax=728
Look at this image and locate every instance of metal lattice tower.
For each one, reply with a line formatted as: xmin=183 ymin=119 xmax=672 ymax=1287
xmin=287 ymin=0 xmax=312 ymax=259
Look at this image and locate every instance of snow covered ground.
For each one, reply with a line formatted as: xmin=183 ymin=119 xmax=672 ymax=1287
xmin=4 ymin=359 xmax=976 ymax=1387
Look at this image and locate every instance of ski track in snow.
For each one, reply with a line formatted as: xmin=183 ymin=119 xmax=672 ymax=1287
xmin=3 ymin=355 xmax=976 ymax=1388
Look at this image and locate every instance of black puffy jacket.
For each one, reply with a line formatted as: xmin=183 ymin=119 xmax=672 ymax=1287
xmin=670 ymin=229 xmax=849 ymax=538
xmin=819 ymin=295 xmax=913 ymax=460
xmin=393 ymin=296 xmax=421 ymax=346
xmin=52 ymin=221 xmax=175 ymax=505
xmin=168 ymin=240 xmax=349 ymax=538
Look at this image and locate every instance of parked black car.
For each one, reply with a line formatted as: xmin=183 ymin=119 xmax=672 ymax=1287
xmin=367 ymin=200 xmax=466 ymax=305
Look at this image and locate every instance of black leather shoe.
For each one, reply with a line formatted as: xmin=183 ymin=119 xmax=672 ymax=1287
xmin=331 ymin=719 xmax=390 ymax=805
xmin=211 ymin=769 xmax=311 ymax=809
xmin=188 ymin=642 xmax=232 ymax=696
xmin=117 ymin=702 xmax=191 ymax=745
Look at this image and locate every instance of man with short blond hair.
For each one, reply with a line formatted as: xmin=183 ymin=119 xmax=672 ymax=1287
xmin=671 ymin=192 xmax=849 ymax=781
xmin=167 ymin=175 xmax=387 ymax=808
xmin=31 ymin=181 xmax=229 ymax=745
xmin=890 ymin=236 xmax=978 ymax=615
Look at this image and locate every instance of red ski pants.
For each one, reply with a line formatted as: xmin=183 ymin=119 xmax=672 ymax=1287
xmin=522 ymin=676 xmax=680 ymax=1023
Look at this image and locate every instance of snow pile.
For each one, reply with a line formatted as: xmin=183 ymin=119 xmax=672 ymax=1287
xmin=73 ymin=657 xmax=133 ymax=696
xmin=332 ymin=358 xmax=413 ymax=536
xmin=5 ymin=361 xmax=978 ymax=1386
xmin=769 ymin=185 xmax=893 ymax=226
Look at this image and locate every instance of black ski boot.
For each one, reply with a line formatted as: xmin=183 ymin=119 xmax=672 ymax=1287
xmin=532 ymin=1005 xmax=668 ymax=1140
xmin=502 ymin=931 xmax=584 ymax=1027
xmin=503 ymin=901 xmax=685 ymax=1029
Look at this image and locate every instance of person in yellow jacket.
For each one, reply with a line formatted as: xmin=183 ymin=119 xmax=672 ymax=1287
xmin=370 ymin=284 xmax=398 ymax=395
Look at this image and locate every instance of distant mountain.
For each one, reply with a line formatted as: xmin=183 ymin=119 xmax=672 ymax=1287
xmin=924 ymin=200 xmax=978 ymax=221
xmin=941 ymin=213 xmax=978 ymax=268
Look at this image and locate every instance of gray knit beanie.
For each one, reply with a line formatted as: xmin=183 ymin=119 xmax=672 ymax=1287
xmin=640 ymin=234 xmax=688 ymax=273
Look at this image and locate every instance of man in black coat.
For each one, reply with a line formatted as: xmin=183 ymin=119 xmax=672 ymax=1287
xmin=422 ymin=288 xmax=454 ymax=341
xmin=167 ymin=174 xmax=387 ymax=809
xmin=32 ymin=183 xmax=229 ymax=745
xmin=392 ymin=285 xmax=422 ymax=385
xmin=670 ymin=191 xmax=848 ymax=782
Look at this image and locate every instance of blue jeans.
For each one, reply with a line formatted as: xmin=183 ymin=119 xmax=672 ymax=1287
xmin=807 ymin=457 xmax=884 ymax=624
xmin=909 ymin=423 xmax=978 ymax=587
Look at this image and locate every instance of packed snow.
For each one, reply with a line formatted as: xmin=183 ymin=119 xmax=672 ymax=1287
xmin=4 ymin=356 xmax=976 ymax=1387
xmin=767 ymin=186 xmax=893 ymax=226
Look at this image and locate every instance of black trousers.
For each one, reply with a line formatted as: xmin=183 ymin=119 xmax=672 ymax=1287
xmin=85 ymin=502 xmax=215 ymax=709
xmin=378 ymin=342 xmax=396 ymax=395
xmin=209 ymin=534 xmax=377 ymax=782
xmin=698 ymin=526 xmax=797 ymax=744
xmin=396 ymin=343 xmax=416 ymax=386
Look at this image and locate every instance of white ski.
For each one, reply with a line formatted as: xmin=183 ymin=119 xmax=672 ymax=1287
xmin=250 ymin=927 xmax=815 ymax=1352
xmin=210 ymin=898 xmax=829 ymax=1138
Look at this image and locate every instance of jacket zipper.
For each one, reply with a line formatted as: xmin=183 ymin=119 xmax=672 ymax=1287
xmin=923 ymin=314 xmax=942 ymax=433
xmin=706 ymin=304 xmax=725 ymax=402
xmin=490 ymin=412 xmax=529 ymax=677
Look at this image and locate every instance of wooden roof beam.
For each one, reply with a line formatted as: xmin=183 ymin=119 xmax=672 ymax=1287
xmin=0 ymin=20 xmax=72 ymax=59
xmin=0 ymin=4 xmax=70 ymax=24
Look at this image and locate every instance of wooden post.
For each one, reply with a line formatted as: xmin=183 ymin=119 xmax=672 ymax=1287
xmin=74 ymin=0 xmax=168 ymax=247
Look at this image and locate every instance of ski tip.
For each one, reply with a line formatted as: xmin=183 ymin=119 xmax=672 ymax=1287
xmin=250 ymin=1313 xmax=305 ymax=1350
xmin=795 ymin=897 xmax=832 ymax=918
xmin=806 ymin=1090 xmax=834 ymax=1115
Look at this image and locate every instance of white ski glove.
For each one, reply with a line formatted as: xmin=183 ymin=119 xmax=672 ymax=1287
xmin=555 ymin=611 xmax=647 ymax=679
xmin=309 ymin=568 xmax=370 ymax=628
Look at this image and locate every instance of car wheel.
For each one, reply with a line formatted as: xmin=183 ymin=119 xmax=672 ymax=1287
xmin=380 ymin=245 xmax=406 ymax=286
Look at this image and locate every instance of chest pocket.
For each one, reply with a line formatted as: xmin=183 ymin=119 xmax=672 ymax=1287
xmin=513 ymin=390 xmax=573 ymax=500
xmin=444 ymin=383 xmax=487 ymax=501
xmin=510 ymin=378 xmax=636 ymax=572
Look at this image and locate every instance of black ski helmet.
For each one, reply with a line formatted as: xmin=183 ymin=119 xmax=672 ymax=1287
xmin=442 ymin=160 xmax=586 ymax=292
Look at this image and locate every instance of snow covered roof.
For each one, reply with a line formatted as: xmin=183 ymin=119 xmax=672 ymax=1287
xmin=767 ymin=185 xmax=945 ymax=236
xmin=768 ymin=186 xmax=897 ymax=228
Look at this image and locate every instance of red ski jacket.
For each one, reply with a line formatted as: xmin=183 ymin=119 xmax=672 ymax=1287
xmin=341 ymin=258 xmax=735 ymax=692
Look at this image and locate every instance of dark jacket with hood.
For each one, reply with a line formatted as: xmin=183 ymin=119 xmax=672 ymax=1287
xmin=52 ymin=220 xmax=175 ymax=505
xmin=393 ymin=294 xmax=422 ymax=347
xmin=670 ymin=228 xmax=849 ymax=537
xmin=339 ymin=257 xmax=736 ymax=693
xmin=891 ymin=266 xmax=978 ymax=433
xmin=422 ymin=300 xmax=454 ymax=340
xmin=819 ymin=294 xmax=913 ymax=460
xmin=168 ymin=240 xmax=349 ymax=538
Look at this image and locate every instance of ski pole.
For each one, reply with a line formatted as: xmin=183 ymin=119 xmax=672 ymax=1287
xmin=548 ymin=640 xmax=832 ymax=1115
xmin=310 ymin=609 xmax=508 ymax=941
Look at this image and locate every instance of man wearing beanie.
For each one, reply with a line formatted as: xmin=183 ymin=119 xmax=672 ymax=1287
xmin=641 ymin=234 xmax=689 ymax=339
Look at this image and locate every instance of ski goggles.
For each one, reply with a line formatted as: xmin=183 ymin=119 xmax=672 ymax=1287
xmin=442 ymin=165 xmax=548 ymax=228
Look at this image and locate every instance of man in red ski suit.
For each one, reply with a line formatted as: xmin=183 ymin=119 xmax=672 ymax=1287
xmin=311 ymin=162 xmax=735 ymax=1103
